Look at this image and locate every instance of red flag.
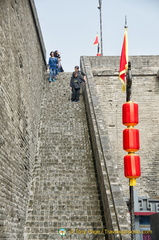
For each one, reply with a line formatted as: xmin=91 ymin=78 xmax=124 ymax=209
xmin=119 ymin=28 xmax=128 ymax=92
xmin=93 ymin=34 xmax=99 ymax=45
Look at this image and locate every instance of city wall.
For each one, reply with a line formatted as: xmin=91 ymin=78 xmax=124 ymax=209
xmin=81 ymin=55 xmax=159 ymax=238
xmin=0 ymin=0 xmax=46 ymax=239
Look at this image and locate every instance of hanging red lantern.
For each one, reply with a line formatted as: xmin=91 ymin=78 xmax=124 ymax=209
xmin=123 ymin=127 xmax=140 ymax=152
xmin=124 ymin=154 xmax=141 ymax=178
xmin=122 ymin=102 xmax=138 ymax=126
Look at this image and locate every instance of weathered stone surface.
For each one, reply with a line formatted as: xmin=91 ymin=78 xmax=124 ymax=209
xmin=0 ymin=0 xmax=46 ymax=239
xmin=24 ymin=73 xmax=105 ymax=240
xmin=89 ymin=56 xmax=159 ymax=199
xmin=81 ymin=55 xmax=159 ymax=239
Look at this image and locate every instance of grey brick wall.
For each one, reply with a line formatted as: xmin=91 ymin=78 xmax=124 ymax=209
xmin=81 ymin=55 xmax=159 ymax=239
xmin=0 ymin=0 xmax=46 ymax=239
xmin=88 ymin=55 xmax=159 ymax=198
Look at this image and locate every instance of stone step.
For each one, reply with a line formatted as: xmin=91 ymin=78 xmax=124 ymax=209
xmin=24 ymin=72 xmax=105 ymax=240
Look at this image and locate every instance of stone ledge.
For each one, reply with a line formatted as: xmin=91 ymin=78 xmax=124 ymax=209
xmin=92 ymin=67 xmax=159 ymax=76
xmin=29 ymin=0 xmax=46 ymax=65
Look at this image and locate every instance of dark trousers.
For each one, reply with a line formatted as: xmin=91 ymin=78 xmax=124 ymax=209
xmin=71 ymin=87 xmax=80 ymax=102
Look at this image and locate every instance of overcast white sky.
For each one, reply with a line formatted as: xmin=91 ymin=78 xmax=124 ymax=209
xmin=34 ymin=0 xmax=159 ymax=72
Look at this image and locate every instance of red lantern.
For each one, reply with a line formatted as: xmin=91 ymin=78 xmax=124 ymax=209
xmin=122 ymin=102 xmax=138 ymax=126
xmin=123 ymin=128 xmax=140 ymax=152
xmin=124 ymin=154 xmax=141 ymax=178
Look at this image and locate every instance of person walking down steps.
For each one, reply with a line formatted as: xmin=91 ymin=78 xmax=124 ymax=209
xmin=70 ymin=71 xmax=86 ymax=102
xmin=47 ymin=51 xmax=59 ymax=82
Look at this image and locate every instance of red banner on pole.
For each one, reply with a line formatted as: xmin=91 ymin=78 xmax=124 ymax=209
xmin=93 ymin=34 xmax=99 ymax=45
xmin=119 ymin=28 xmax=128 ymax=92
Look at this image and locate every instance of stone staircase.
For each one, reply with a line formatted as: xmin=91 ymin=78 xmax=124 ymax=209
xmin=24 ymin=73 xmax=105 ymax=240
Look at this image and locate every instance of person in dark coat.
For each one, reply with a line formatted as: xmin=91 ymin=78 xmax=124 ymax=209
xmin=54 ymin=50 xmax=64 ymax=73
xmin=70 ymin=71 xmax=85 ymax=102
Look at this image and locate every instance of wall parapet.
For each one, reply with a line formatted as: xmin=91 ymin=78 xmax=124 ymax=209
xmin=29 ymin=0 xmax=46 ymax=65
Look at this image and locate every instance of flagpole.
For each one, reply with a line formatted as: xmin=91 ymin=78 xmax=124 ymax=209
xmin=126 ymin=62 xmax=135 ymax=240
xmin=125 ymin=15 xmax=136 ymax=240
xmin=98 ymin=0 xmax=103 ymax=55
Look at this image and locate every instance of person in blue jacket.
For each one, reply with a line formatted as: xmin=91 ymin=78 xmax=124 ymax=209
xmin=47 ymin=51 xmax=59 ymax=82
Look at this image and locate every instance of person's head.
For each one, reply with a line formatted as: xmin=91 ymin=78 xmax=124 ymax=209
xmin=73 ymin=71 xmax=78 ymax=78
xmin=50 ymin=51 xmax=54 ymax=57
xmin=54 ymin=50 xmax=60 ymax=58
xmin=74 ymin=66 xmax=79 ymax=72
